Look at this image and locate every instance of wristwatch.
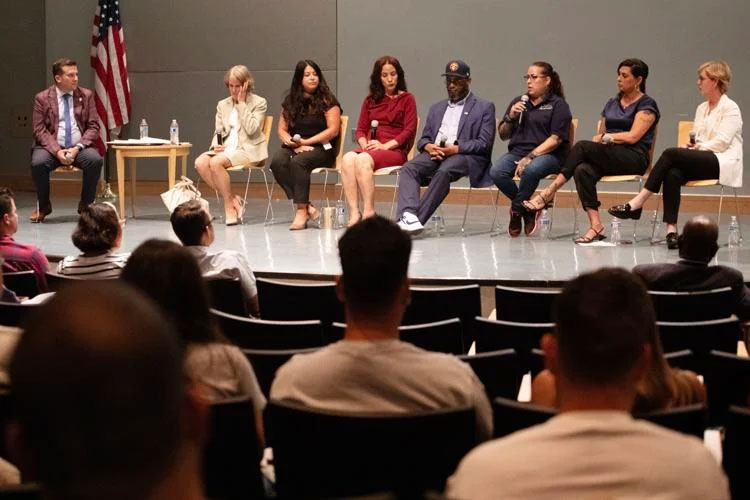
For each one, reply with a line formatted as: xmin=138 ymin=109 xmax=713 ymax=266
xmin=528 ymin=152 xmax=538 ymax=160
xmin=502 ymin=114 xmax=516 ymax=125
xmin=75 ymin=143 xmax=85 ymax=151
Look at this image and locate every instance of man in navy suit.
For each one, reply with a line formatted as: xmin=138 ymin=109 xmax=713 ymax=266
xmin=396 ymin=60 xmax=495 ymax=234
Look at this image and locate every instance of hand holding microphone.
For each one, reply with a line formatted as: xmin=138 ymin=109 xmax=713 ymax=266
xmin=365 ymin=120 xmax=381 ymax=150
xmin=518 ymin=95 xmax=529 ymax=126
xmin=687 ymin=131 xmax=697 ymax=148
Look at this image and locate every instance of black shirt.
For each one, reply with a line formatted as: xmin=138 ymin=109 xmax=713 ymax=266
xmin=505 ymin=93 xmax=572 ymax=161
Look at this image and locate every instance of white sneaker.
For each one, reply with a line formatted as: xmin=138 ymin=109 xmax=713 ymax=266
xmin=398 ymin=212 xmax=424 ymax=234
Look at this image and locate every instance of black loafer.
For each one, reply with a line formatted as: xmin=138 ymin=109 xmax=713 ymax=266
xmin=608 ymin=203 xmax=642 ymax=220
xmin=666 ymin=232 xmax=679 ymax=250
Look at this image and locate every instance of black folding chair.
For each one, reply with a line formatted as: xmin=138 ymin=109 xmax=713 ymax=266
xmin=256 ymin=278 xmax=344 ymax=325
xmin=704 ymin=350 xmax=750 ymax=426
xmin=327 ymin=319 xmax=464 ymax=354
xmin=0 ymin=484 xmax=41 ymax=499
xmin=657 ymin=317 xmax=739 ymax=372
xmin=205 ymin=277 xmax=248 ymax=317
xmin=474 ymin=317 xmax=554 ymax=373
xmin=242 ymin=347 xmax=319 ymax=398
xmin=202 ymin=397 xmax=264 ymax=499
xmin=494 ymin=285 xmax=561 ymax=323
xmin=492 ymin=396 xmax=556 ymax=438
xmin=724 ymin=406 xmax=750 ymax=500
xmin=459 ymin=349 xmax=523 ymax=400
xmin=211 ymin=309 xmax=324 ymax=350
xmin=3 ymin=271 xmax=38 ymax=298
xmin=265 ymin=400 xmax=476 ymax=498
xmin=44 ymin=271 xmax=88 ymax=293
xmin=648 ymin=287 xmax=735 ymax=322
xmin=637 ymin=403 xmax=707 ymax=439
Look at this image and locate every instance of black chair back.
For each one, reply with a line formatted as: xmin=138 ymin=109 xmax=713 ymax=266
xmin=0 ymin=484 xmax=41 ymax=499
xmin=3 ymin=271 xmax=38 ymax=298
xmin=474 ymin=317 xmax=553 ymax=373
xmin=211 ymin=309 xmax=324 ymax=350
xmin=205 ymin=277 xmax=247 ymax=317
xmin=704 ymin=350 xmax=750 ymax=427
xmin=402 ymin=285 xmax=481 ymax=352
xmin=458 ymin=349 xmax=523 ymax=400
xmin=492 ymin=396 xmax=556 ymax=438
xmin=256 ymin=278 xmax=344 ymax=325
xmin=44 ymin=271 xmax=85 ymax=293
xmin=203 ymin=397 xmax=264 ymax=499
xmin=266 ymin=401 xmax=476 ymax=498
xmin=327 ymin=320 xmax=464 ymax=354
xmin=636 ymin=403 xmax=707 ymax=439
xmin=724 ymin=406 xmax=750 ymax=500
xmin=662 ymin=349 xmax=697 ymax=372
xmin=657 ymin=317 xmax=739 ymax=372
xmin=494 ymin=285 xmax=561 ymax=323
xmin=0 ymin=303 xmax=35 ymax=328
xmin=242 ymin=347 xmax=319 ymax=398
xmin=649 ymin=287 xmax=735 ymax=321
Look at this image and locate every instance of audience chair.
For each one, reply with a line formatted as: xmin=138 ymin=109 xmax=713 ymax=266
xmin=402 ymin=284 xmax=481 ymax=353
xmin=650 ymin=120 xmax=742 ymax=243
xmin=327 ymin=319 xmax=464 ymax=354
xmin=2 ymin=271 xmax=38 ymax=299
xmin=44 ymin=271 xmax=88 ymax=292
xmin=265 ymin=400 xmax=476 ymax=498
xmin=211 ymin=309 xmax=324 ymax=350
xmin=373 ymin=117 xmax=420 ymax=219
xmin=0 ymin=484 xmax=42 ymax=499
xmin=309 ymin=115 xmax=349 ymax=205
xmin=494 ymin=285 xmax=561 ymax=323
xmin=241 ymin=347 xmax=319 ymax=398
xmin=205 ymin=277 xmax=248 ymax=317
xmin=572 ymin=120 xmax=658 ymax=243
xmin=723 ymin=406 xmax=750 ymax=500
xmin=657 ymin=317 xmax=739 ymax=373
xmin=0 ymin=303 xmax=36 ymax=328
xmin=255 ymin=278 xmax=344 ymax=327
xmin=648 ymin=286 xmax=736 ymax=322
xmin=458 ymin=349 xmax=523 ymax=401
xmin=202 ymin=397 xmax=265 ymax=499
xmin=638 ymin=403 xmax=707 ymax=439
xmin=492 ymin=396 xmax=556 ymax=438
xmin=474 ymin=317 xmax=554 ymax=373
xmin=704 ymin=350 xmax=750 ymax=427
xmin=662 ymin=349 xmax=697 ymax=372
xmin=0 ymin=391 xmax=12 ymax=458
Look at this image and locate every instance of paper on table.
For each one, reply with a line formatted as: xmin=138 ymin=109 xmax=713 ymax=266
xmin=108 ymin=137 xmax=171 ymax=145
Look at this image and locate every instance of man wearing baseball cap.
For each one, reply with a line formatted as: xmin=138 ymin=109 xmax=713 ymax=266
xmin=396 ymin=60 xmax=495 ymax=234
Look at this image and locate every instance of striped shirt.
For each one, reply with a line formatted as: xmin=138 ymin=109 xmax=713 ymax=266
xmin=57 ymin=251 xmax=129 ymax=279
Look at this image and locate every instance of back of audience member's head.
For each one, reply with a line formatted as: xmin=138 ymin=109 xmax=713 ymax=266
xmin=9 ymin=282 xmax=188 ymax=499
xmin=0 ymin=187 xmax=14 ymax=219
xmin=170 ymin=200 xmax=211 ymax=246
xmin=72 ymin=203 xmax=121 ymax=254
xmin=678 ymin=215 xmax=719 ymax=263
xmin=121 ymin=239 xmax=218 ymax=345
xmin=338 ymin=216 xmax=411 ymax=317
xmin=553 ymin=268 xmax=654 ymax=388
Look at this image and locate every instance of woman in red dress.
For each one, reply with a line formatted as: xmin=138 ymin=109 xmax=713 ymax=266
xmin=340 ymin=56 xmax=418 ymax=226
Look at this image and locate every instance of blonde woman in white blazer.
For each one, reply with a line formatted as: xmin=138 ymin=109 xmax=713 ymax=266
xmin=195 ymin=65 xmax=268 ymax=225
xmin=609 ymin=61 xmax=742 ymax=248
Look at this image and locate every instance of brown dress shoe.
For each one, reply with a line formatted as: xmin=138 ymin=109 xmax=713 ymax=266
xmin=30 ymin=207 xmax=52 ymax=223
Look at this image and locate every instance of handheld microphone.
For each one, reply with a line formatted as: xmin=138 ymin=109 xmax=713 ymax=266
xmin=215 ymin=130 xmax=223 ymax=146
xmin=519 ymin=95 xmax=529 ymax=126
xmin=292 ymin=134 xmax=301 ymax=143
xmin=370 ymin=120 xmax=379 ymax=141
xmin=438 ymin=134 xmax=447 ymax=148
xmin=689 ymin=131 xmax=696 ymax=146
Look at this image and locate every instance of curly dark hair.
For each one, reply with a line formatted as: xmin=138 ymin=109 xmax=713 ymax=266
xmin=71 ymin=203 xmax=121 ymax=254
xmin=368 ymin=56 xmax=407 ymax=102
xmin=281 ymin=59 xmax=339 ymax=127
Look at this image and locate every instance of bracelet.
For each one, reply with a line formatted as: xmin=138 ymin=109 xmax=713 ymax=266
xmin=502 ymin=114 xmax=517 ymax=124
xmin=528 ymin=152 xmax=538 ymax=160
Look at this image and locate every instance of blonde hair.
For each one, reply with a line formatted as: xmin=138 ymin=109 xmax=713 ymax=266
xmin=223 ymin=65 xmax=254 ymax=92
xmin=698 ymin=60 xmax=732 ymax=94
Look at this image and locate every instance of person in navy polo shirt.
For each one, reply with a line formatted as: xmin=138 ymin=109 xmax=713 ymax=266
xmin=491 ymin=62 xmax=572 ymax=237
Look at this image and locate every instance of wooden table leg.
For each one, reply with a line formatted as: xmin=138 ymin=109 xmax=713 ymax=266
xmin=181 ymin=153 xmax=188 ymax=179
xmin=116 ymin=150 xmax=125 ymax=217
xmin=128 ymin=158 xmax=137 ymax=218
xmin=168 ymin=149 xmax=177 ymax=188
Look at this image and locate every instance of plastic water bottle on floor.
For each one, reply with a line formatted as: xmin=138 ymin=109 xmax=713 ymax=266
xmin=728 ymin=216 xmax=740 ymax=248
xmin=611 ymin=219 xmax=622 ymax=245
xmin=335 ymin=200 xmax=346 ymax=229
xmin=431 ymin=214 xmax=444 ymax=234
xmin=539 ymin=209 xmax=551 ymax=239
xmin=139 ymin=118 xmax=148 ymax=140
xmin=169 ymin=119 xmax=179 ymax=144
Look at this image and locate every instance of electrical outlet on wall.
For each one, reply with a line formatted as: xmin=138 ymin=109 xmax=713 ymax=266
xmin=10 ymin=107 xmax=31 ymax=138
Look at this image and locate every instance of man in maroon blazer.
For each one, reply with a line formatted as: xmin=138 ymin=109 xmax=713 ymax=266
xmin=31 ymin=58 xmax=103 ymax=222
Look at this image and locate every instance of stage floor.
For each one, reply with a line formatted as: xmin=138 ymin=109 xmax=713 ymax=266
xmin=13 ymin=191 xmax=750 ymax=285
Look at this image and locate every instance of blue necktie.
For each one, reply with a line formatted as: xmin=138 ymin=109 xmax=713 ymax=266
xmin=63 ymin=93 xmax=72 ymax=148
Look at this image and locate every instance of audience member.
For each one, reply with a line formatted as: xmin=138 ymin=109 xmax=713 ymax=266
xmin=121 ymin=239 xmax=266 ymax=443
xmin=447 ymin=268 xmax=728 ymax=499
xmin=170 ymin=200 xmax=259 ymax=316
xmin=271 ymin=216 xmax=492 ymax=439
xmin=633 ymin=215 xmax=750 ymax=318
xmin=9 ymin=282 xmax=206 ymax=499
xmin=57 ymin=202 xmax=127 ymax=278
xmin=0 ymin=188 xmax=49 ymax=292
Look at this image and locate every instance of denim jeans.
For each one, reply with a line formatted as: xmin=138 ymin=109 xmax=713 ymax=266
xmin=490 ymin=153 xmax=561 ymax=213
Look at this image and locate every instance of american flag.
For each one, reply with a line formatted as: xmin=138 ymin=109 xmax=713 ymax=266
xmin=90 ymin=0 xmax=131 ymax=155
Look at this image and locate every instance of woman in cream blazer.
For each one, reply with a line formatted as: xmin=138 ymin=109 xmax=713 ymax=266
xmin=195 ymin=65 xmax=268 ymax=225
xmin=609 ymin=60 xmax=742 ymax=248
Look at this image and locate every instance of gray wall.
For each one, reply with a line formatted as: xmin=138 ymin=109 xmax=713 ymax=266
xmin=337 ymin=0 xmax=749 ymax=191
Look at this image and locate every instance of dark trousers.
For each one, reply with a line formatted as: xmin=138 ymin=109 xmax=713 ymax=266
xmin=30 ymin=146 xmax=103 ymax=209
xmin=270 ymin=146 xmax=336 ymax=204
xmin=644 ymin=147 xmax=720 ymax=224
xmin=561 ymin=140 xmax=647 ymax=211
xmin=396 ymin=152 xmax=471 ymax=224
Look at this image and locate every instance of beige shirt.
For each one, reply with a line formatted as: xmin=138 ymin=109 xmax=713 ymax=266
xmin=270 ymin=339 xmax=492 ymax=440
xmin=447 ymin=410 xmax=729 ymax=500
xmin=210 ymin=94 xmax=268 ymax=164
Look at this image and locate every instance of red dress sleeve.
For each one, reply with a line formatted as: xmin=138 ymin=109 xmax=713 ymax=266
xmin=355 ymin=97 xmax=371 ymax=143
xmin=392 ymin=93 xmax=418 ymax=150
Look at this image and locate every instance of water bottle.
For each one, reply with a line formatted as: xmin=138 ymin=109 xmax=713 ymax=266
xmin=335 ymin=199 xmax=346 ymax=229
xmin=728 ymin=216 xmax=740 ymax=248
xmin=430 ymin=214 xmax=444 ymax=234
xmin=169 ymin=119 xmax=179 ymax=144
xmin=139 ymin=118 xmax=148 ymax=140
xmin=539 ymin=209 xmax=551 ymax=239
xmin=611 ymin=219 xmax=622 ymax=245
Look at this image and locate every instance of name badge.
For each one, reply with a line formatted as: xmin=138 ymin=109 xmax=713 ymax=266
xmin=539 ymin=104 xmax=553 ymax=111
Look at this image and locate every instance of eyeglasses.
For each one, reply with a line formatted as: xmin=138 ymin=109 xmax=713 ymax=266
xmin=523 ymin=74 xmax=546 ymax=81
xmin=445 ymin=77 xmax=466 ymax=85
